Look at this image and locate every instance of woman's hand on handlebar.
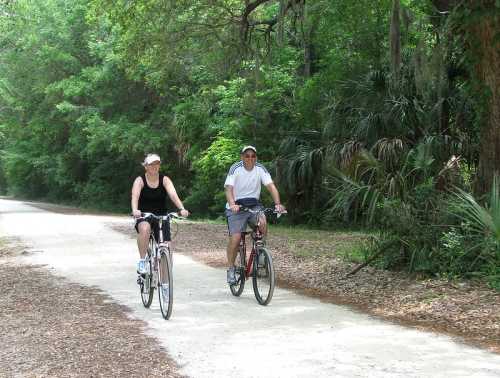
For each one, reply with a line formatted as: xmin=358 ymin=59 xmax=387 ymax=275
xmin=179 ymin=208 xmax=190 ymax=217
xmin=132 ymin=209 xmax=142 ymax=219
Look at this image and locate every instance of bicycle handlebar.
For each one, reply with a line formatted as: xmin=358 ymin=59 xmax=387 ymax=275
xmin=238 ymin=207 xmax=287 ymax=217
xmin=135 ymin=212 xmax=185 ymax=221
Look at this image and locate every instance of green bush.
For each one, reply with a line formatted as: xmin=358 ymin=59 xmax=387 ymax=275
xmin=186 ymin=136 xmax=241 ymax=215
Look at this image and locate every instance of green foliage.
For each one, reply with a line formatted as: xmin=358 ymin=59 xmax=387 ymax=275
xmin=443 ymin=176 xmax=500 ymax=288
xmin=186 ymin=136 xmax=241 ymax=215
xmin=449 ymin=176 xmax=500 ymax=243
xmin=0 ymin=0 xmax=497 ymax=287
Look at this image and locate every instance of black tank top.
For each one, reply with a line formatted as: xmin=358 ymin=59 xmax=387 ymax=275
xmin=138 ymin=174 xmax=171 ymax=215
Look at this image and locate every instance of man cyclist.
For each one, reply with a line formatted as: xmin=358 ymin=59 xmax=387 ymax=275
xmin=224 ymin=145 xmax=286 ymax=284
xmin=131 ymin=153 xmax=189 ymax=274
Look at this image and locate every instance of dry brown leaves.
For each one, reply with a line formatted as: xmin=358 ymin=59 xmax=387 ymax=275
xmin=158 ymin=222 xmax=499 ymax=354
xmin=0 ymin=237 xmax=180 ymax=377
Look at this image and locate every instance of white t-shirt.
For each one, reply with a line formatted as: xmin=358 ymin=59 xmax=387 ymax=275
xmin=224 ymin=161 xmax=273 ymax=208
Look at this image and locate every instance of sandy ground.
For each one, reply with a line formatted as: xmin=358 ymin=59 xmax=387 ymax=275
xmin=1 ymin=198 xmax=500 ymax=377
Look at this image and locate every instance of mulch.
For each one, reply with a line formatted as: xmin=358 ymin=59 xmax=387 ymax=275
xmin=0 ymin=237 xmax=181 ymax=377
xmin=163 ymin=222 xmax=500 ymax=354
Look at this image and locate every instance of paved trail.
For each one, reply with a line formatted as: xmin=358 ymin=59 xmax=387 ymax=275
xmin=1 ymin=199 xmax=499 ymax=378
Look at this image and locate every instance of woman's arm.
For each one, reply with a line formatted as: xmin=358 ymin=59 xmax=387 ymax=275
xmin=131 ymin=176 xmax=144 ymax=218
xmin=163 ymin=176 xmax=189 ymax=217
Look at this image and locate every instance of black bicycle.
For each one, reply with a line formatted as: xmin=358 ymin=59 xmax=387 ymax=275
xmin=137 ymin=212 xmax=181 ymax=319
xmin=230 ymin=207 xmax=285 ymax=305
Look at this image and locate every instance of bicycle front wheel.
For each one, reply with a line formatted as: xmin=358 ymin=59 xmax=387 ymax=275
xmin=140 ymin=255 xmax=154 ymax=308
xmin=158 ymin=248 xmax=173 ymax=319
xmin=230 ymin=245 xmax=246 ymax=296
xmin=252 ymin=247 xmax=275 ymax=305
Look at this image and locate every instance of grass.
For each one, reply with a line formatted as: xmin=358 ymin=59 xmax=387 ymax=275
xmin=270 ymin=224 xmax=375 ymax=263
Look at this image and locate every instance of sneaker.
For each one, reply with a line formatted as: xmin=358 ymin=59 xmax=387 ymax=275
xmin=258 ymin=253 xmax=266 ymax=267
xmin=161 ymin=284 xmax=169 ymax=299
xmin=137 ymin=259 xmax=147 ymax=275
xmin=227 ymin=267 xmax=237 ymax=285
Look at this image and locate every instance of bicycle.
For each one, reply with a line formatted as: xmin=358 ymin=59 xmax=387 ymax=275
xmin=229 ymin=207 xmax=285 ymax=305
xmin=136 ymin=211 xmax=181 ymax=319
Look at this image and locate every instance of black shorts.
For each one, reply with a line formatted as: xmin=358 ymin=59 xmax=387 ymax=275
xmin=135 ymin=218 xmax=171 ymax=242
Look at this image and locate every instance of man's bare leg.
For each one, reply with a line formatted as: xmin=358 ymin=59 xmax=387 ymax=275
xmin=258 ymin=214 xmax=268 ymax=236
xmin=226 ymin=233 xmax=241 ymax=268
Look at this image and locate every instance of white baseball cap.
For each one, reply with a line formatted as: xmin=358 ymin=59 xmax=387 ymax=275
xmin=241 ymin=145 xmax=257 ymax=154
xmin=143 ymin=153 xmax=161 ymax=166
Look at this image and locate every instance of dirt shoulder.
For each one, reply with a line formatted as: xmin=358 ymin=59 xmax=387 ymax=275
xmin=0 ymin=237 xmax=180 ymax=377
xmin=158 ymin=222 xmax=499 ymax=354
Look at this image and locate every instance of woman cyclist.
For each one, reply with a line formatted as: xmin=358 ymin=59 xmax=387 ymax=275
xmin=131 ymin=153 xmax=189 ymax=274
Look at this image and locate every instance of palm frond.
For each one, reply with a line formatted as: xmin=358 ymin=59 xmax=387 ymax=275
xmin=449 ymin=175 xmax=500 ymax=243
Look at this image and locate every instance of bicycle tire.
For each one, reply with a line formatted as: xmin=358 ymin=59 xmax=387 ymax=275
xmin=158 ymin=247 xmax=173 ymax=319
xmin=140 ymin=254 xmax=154 ymax=308
xmin=252 ymin=247 xmax=275 ymax=305
xmin=230 ymin=244 xmax=246 ymax=296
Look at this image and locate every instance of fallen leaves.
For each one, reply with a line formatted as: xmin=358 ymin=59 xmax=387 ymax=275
xmin=0 ymin=240 xmax=180 ymax=377
xmin=149 ymin=222 xmax=500 ymax=354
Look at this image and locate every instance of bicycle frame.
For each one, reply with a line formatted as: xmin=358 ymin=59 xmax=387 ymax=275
xmin=137 ymin=211 xmax=182 ymax=319
xmin=141 ymin=212 xmax=178 ymax=283
xmin=228 ymin=206 xmax=284 ymax=305
xmin=238 ymin=207 xmax=272 ymax=278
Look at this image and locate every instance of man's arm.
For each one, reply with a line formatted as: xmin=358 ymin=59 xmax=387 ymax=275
xmin=131 ymin=177 xmax=143 ymax=218
xmin=225 ymin=185 xmax=240 ymax=213
xmin=265 ymin=182 xmax=286 ymax=213
xmin=163 ymin=176 xmax=189 ymax=217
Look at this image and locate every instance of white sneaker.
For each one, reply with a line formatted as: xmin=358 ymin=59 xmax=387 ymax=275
xmin=161 ymin=284 xmax=169 ymax=299
xmin=227 ymin=267 xmax=237 ymax=285
xmin=258 ymin=252 xmax=266 ymax=267
xmin=137 ymin=259 xmax=147 ymax=274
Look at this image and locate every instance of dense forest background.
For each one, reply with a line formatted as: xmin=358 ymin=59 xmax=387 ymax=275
xmin=0 ymin=0 xmax=499 ymax=286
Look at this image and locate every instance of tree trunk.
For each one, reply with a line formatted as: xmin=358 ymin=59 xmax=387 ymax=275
xmin=389 ymin=0 xmax=401 ymax=80
xmin=470 ymin=3 xmax=500 ymax=194
xmin=429 ymin=1 xmax=498 ymax=194
xmin=302 ymin=7 xmax=317 ymax=77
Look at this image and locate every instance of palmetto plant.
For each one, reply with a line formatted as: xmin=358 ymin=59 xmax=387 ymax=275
xmin=442 ymin=176 xmax=500 ymax=287
xmin=280 ymin=53 xmax=471 ymax=224
xmin=450 ymin=175 xmax=500 ymax=245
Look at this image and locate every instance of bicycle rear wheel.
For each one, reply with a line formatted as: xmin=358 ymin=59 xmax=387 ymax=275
xmin=230 ymin=245 xmax=246 ymax=296
xmin=158 ymin=247 xmax=173 ymax=319
xmin=140 ymin=254 xmax=154 ymax=308
xmin=252 ymin=247 xmax=275 ymax=305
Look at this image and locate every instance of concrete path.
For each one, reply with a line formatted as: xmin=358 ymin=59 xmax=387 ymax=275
xmin=1 ymin=198 xmax=499 ymax=378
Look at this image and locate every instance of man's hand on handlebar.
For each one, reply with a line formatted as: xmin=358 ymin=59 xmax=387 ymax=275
xmin=274 ymin=204 xmax=287 ymax=214
xmin=229 ymin=204 xmax=240 ymax=213
xmin=132 ymin=209 xmax=142 ymax=219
